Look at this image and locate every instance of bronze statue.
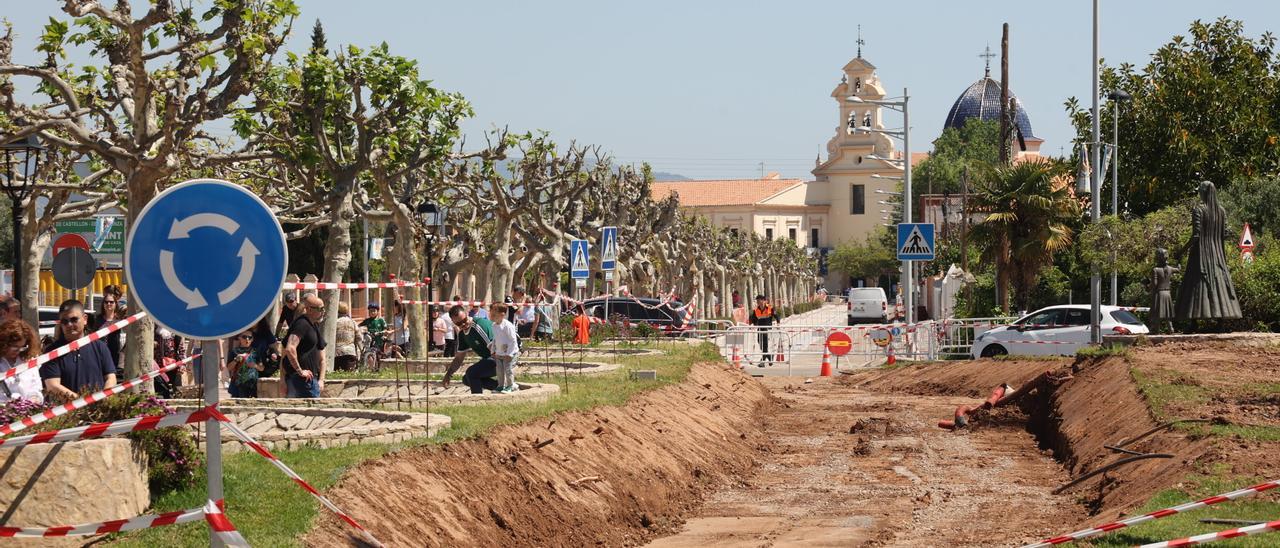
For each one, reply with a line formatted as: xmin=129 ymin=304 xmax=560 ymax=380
xmin=1175 ymin=181 xmax=1241 ymax=320
xmin=1149 ymin=248 xmax=1177 ymax=333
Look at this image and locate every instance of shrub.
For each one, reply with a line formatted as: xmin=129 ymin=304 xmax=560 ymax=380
xmin=0 ymin=393 xmax=203 ymax=493
xmin=1229 ymin=240 xmax=1280 ymax=332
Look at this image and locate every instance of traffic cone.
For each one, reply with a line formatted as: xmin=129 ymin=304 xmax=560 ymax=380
xmin=731 ymin=345 xmax=742 ymax=369
xmin=820 ymin=347 xmax=832 ymax=377
xmin=886 ymin=343 xmax=896 ymax=366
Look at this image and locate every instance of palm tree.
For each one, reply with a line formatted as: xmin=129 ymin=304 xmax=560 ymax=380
xmin=970 ymin=159 xmax=1082 ymax=313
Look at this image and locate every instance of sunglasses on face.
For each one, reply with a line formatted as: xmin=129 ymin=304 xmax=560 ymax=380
xmin=60 ymin=317 xmax=81 ymax=325
xmin=238 ymin=334 xmax=253 ymax=341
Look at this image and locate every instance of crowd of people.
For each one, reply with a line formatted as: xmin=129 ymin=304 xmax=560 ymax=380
xmin=0 ymin=283 xmax=623 ymax=407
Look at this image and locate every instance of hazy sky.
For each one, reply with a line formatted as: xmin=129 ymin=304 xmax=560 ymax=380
xmin=4 ymin=1 xmax=1278 ymax=179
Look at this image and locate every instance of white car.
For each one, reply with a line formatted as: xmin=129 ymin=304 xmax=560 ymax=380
xmin=970 ymin=305 xmax=1148 ymax=358
xmin=847 ymin=287 xmax=890 ymax=325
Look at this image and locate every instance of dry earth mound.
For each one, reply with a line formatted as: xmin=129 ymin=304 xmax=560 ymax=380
xmin=305 ymin=362 xmax=770 ymax=547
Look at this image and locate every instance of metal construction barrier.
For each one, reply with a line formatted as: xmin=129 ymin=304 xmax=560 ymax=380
xmin=689 ymin=320 xmax=946 ymax=374
xmin=934 ymin=316 xmax=1018 ymax=359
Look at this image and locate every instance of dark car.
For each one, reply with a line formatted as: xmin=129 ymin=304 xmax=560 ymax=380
xmin=581 ymin=297 xmax=687 ymax=332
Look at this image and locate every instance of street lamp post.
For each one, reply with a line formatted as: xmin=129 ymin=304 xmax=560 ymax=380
xmin=849 ymin=88 xmax=913 ymax=323
xmin=417 ymin=202 xmax=444 ymax=306
xmin=1107 ymin=89 xmax=1131 ymax=306
xmin=1090 ymin=0 xmax=1103 ymax=344
xmin=0 ymin=135 xmax=44 ymax=304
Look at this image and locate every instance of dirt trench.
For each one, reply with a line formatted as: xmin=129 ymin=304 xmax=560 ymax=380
xmin=309 ymin=342 xmax=1273 ymax=547
xmin=849 ymin=355 xmax=1214 ymax=520
xmin=305 ymin=362 xmax=772 ymax=547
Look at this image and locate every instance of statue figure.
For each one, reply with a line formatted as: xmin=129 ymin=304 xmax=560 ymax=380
xmin=1149 ymin=248 xmax=1178 ymax=334
xmin=1175 ymin=181 xmax=1242 ymax=320
xmin=862 ymin=112 xmax=871 ymax=127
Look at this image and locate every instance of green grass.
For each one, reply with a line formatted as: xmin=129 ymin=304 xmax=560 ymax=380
xmin=1076 ymin=344 xmax=1132 ymax=360
xmin=1131 ymin=368 xmax=1211 ymax=422
xmin=1086 ymin=472 xmax=1280 ymax=547
xmin=995 ymin=354 xmax=1069 ymax=361
xmin=111 ymin=342 xmax=719 ymax=546
xmin=1131 ymin=369 xmax=1280 ymax=441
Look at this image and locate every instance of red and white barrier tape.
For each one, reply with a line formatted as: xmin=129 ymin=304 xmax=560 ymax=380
xmin=203 ymin=500 xmax=251 ymax=547
xmin=284 ymin=280 xmax=427 ymax=290
xmin=0 ymin=506 xmax=205 ymax=537
xmin=2 ymin=312 xmax=147 ymax=382
xmin=399 ymin=300 xmax=541 ymax=309
xmin=0 ymin=354 xmax=199 ymax=437
xmin=986 ymin=339 xmax=1078 ymax=345
xmin=1138 ymin=517 xmax=1280 ymax=548
xmin=1025 ymin=478 xmax=1280 ymax=547
xmin=209 ymin=408 xmax=385 ymax=547
xmin=0 ymin=405 xmax=218 ymax=450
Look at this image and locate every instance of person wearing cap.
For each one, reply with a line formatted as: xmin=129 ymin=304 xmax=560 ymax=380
xmin=358 ymin=302 xmax=389 ymax=356
xmin=748 ymin=295 xmax=778 ymax=366
xmin=276 ymin=292 xmax=300 ymax=336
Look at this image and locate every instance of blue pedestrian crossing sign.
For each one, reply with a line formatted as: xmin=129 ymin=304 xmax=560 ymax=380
xmin=601 ymin=226 xmax=618 ymax=271
xmin=570 ymin=239 xmax=590 ymax=280
xmin=126 ymin=179 xmax=288 ymax=340
xmin=897 ymin=223 xmax=936 ymax=261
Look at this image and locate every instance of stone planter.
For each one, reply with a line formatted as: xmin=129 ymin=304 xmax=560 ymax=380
xmin=182 ymin=407 xmax=451 ymax=453
xmin=0 ymin=438 xmax=149 ymax=547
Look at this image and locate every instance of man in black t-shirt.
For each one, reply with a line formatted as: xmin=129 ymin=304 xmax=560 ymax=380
xmin=283 ymin=294 xmax=327 ymax=398
xmin=41 ymin=300 xmax=117 ymax=400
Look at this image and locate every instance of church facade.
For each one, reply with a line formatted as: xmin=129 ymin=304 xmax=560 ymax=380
xmin=652 ymin=50 xmax=1044 ymax=294
xmin=652 ymin=53 xmax=905 ymax=292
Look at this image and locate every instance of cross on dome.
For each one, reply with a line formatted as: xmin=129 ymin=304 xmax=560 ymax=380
xmin=979 ymin=44 xmax=996 ymax=78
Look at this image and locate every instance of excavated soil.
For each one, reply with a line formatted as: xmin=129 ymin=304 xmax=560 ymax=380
xmin=844 ymin=342 xmax=1280 ymax=523
xmin=306 ymin=339 xmax=1280 ymax=547
xmin=646 ymin=377 xmax=1082 ymax=547
xmin=305 ymin=362 xmax=772 ymax=547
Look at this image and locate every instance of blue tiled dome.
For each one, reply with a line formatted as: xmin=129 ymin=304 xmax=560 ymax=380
xmin=943 ymin=77 xmax=1037 ymax=140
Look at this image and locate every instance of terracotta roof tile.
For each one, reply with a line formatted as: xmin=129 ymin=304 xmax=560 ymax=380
xmin=651 ymin=178 xmax=805 ymax=207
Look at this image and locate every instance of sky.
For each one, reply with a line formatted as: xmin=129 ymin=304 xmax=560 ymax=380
xmin=4 ymin=1 xmax=1279 ymax=180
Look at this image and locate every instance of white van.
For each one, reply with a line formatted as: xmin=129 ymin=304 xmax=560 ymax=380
xmin=846 ymin=287 xmax=889 ymax=325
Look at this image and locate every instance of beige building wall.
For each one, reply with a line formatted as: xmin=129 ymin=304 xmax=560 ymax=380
xmin=688 ymin=204 xmax=828 ymax=248
xmin=810 ymin=55 xmax=906 ymax=289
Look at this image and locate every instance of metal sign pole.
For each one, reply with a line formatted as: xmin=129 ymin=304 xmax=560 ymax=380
xmin=201 ymin=339 xmax=224 ymax=548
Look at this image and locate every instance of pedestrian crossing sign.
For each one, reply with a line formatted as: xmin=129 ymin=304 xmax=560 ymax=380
xmin=601 ymin=226 xmax=618 ymax=271
xmin=896 ymin=223 xmax=935 ymax=261
xmin=570 ymin=239 xmax=590 ymax=280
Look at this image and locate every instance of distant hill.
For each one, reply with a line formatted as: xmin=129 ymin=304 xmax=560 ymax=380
xmin=651 ymin=172 xmax=691 ymax=181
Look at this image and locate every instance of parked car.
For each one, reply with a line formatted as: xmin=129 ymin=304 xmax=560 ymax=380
xmin=846 ymin=287 xmax=890 ymax=325
xmin=970 ymin=305 xmax=1148 ymax=358
xmin=582 ymin=297 xmax=687 ymax=333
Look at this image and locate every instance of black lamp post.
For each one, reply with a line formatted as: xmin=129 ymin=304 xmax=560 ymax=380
xmin=1107 ymin=89 xmax=1132 ymax=306
xmin=0 ymin=134 xmax=44 ymax=302
xmin=416 ymin=202 xmax=444 ymax=304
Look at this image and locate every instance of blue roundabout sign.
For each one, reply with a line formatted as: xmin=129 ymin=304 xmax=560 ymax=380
xmin=125 ymin=179 xmax=287 ymax=340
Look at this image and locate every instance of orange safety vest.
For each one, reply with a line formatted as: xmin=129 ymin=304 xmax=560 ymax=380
xmin=753 ymin=305 xmax=774 ymax=319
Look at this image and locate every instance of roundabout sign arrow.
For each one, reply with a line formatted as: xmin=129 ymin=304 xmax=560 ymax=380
xmin=126 ymin=179 xmax=287 ymax=340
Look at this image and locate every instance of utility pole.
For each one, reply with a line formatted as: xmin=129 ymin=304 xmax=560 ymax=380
xmin=1090 ymin=0 xmax=1103 ymax=344
xmin=902 ymin=87 xmax=913 ymax=324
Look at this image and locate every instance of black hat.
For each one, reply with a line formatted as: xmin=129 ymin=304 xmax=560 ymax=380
xmin=367 ymin=302 xmax=380 ymax=309
xmin=755 ymin=295 xmax=766 ymax=300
